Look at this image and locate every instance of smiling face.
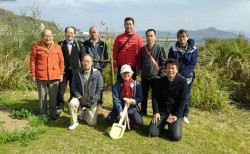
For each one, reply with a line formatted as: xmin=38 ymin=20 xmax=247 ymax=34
xmin=121 ymin=72 xmax=133 ymax=82
xmin=42 ymin=29 xmax=53 ymax=46
xmin=65 ymin=27 xmax=75 ymax=41
xmin=124 ymin=20 xmax=134 ymax=34
xmin=165 ymin=63 xmax=178 ymax=80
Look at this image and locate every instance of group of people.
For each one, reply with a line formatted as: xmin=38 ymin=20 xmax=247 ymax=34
xmin=30 ymin=17 xmax=197 ymax=141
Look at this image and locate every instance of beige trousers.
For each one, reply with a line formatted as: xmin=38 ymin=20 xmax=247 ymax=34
xmin=68 ymin=98 xmax=97 ymax=125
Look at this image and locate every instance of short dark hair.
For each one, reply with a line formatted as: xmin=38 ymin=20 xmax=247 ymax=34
xmin=165 ymin=58 xmax=179 ymax=69
xmin=177 ymin=29 xmax=188 ymax=37
xmin=65 ymin=26 xmax=76 ymax=34
xmin=145 ymin=29 xmax=156 ymax=35
xmin=124 ymin=17 xmax=134 ymax=24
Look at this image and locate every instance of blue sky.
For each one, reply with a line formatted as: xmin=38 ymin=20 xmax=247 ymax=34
xmin=0 ymin=0 xmax=249 ymax=33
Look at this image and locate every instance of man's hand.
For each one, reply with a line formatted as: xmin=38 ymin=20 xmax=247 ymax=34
xmin=59 ymin=75 xmax=63 ymax=82
xmin=166 ymin=114 xmax=178 ymax=123
xmin=78 ymin=96 xmax=84 ymax=106
xmin=32 ymin=76 xmax=36 ymax=82
xmin=151 ymin=113 xmax=160 ymax=124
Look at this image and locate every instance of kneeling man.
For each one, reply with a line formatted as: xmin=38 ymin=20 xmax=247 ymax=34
xmin=149 ymin=58 xmax=187 ymax=141
xmin=68 ymin=54 xmax=104 ymax=130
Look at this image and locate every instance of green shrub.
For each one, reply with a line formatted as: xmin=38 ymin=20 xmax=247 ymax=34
xmin=200 ymin=35 xmax=250 ymax=106
xmin=10 ymin=108 xmax=31 ymax=119
xmin=191 ymin=66 xmax=231 ymax=111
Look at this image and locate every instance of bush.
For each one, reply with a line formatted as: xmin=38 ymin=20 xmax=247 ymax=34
xmin=191 ymin=66 xmax=231 ymax=111
xmin=199 ymin=35 xmax=250 ymax=107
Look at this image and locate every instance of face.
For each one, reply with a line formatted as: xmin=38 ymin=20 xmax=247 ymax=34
xmin=165 ymin=63 xmax=178 ymax=80
xmin=121 ymin=72 xmax=133 ymax=82
xmin=124 ymin=20 xmax=134 ymax=33
xmin=89 ymin=27 xmax=99 ymax=41
xmin=81 ymin=56 xmax=93 ymax=71
xmin=146 ymin=31 xmax=156 ymax=45
xmin=65 ymin=27 xmax=75 ymax=41
xmin=177 ymin=33 xmax=188 ymax=47
xmin=42 ymin=29 xmax=53 ymax=46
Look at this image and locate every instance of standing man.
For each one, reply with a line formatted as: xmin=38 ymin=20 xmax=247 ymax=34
xmin=149 ymin=59 xmax=187 ymax=141
xmin=68 ymin=54 xmax=103 ymax=130
xmin=82 ymin=26 xmax=108 ymax=105
xmin=57 ymin=26 xmax=83 ymax=113
xmin=139 ymin=29 xmax=166 ymax=116
xmin=113 ymin=17 xmax=144 ymax=80
xmin=168 ymin=29 xmax=198 ymax=124
xmin=30 ymin=29 xmax=64 ymax=120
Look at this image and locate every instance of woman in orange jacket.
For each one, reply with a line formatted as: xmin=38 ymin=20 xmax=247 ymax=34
xmin=30 ymin=29 xmax=64 ymax=120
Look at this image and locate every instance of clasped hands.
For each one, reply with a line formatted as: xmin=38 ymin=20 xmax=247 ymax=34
xmin=78 ymin=96 xmax=94 ymax=108
xmin=123 ymin=97 xmax=136 ymax=105
xmin=151 ymin=113 xmax=177 ymax=124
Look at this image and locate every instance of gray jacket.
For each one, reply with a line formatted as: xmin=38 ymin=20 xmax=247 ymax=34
xmin=140 ymin=44 xmax=166 ymax=80
xmin=71 ymin=67 xmax=104 ymax=104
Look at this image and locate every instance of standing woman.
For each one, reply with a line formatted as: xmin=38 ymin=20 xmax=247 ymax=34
xmin=168 ymin=29 xmax=198 ymax=124
xmin=30 ymin=29 xmax=65 ymax=120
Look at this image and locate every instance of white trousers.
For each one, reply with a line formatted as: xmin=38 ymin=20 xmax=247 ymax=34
xmin=68 ymin=98 xmax=97 ymax=125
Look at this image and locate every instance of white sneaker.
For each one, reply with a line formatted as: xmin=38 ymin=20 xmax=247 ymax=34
xmin=183 ymin=116 xmax=190 ymax=124
xmin=68 ymin=122 xmax=79 ymax=130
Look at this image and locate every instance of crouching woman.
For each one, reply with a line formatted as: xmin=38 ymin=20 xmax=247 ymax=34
xmin=106 ymin=64 xmax=143 ymax=128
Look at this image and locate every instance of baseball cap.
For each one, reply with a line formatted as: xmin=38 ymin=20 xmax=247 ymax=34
xmin=120 ymin=64 xmax=134 ymax=74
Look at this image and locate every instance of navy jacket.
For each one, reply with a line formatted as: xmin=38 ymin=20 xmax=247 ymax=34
xmin=82 ymin=39 xmax=109 ymax=71
xmin=112 ymin=80 xmax=143 ymax=114
xmin=168 ymin=39 xmax=198 ymax=78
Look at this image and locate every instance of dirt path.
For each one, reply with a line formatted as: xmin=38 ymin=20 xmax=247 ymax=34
xmin=0 ymin=106 xmax=30 ymax=132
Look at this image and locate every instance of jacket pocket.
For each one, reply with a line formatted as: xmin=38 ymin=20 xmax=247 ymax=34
xmin=53 ymin=65 xmax=60 ymax=70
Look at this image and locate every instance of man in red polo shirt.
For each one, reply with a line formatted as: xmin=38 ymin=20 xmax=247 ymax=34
xmin=113 ymin=17 xmax=144 ymax=80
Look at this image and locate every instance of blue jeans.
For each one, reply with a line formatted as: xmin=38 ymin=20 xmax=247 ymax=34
xmin=183 ymin=82 xmax=192 ymax=117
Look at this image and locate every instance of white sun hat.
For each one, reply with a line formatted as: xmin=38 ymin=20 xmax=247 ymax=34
xmin=120 ymin=64 xmax=134 ymax=74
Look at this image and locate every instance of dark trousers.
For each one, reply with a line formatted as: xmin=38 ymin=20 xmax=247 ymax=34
xmin=183 ymin=82 xmax=193 ymax=117
xmin=106 ymin=109 xmax=143 ymax=126
xmin=149 ymin=116 xmax=183 ymax=141
xmin=117 ymin=66 xmax=137 ymax=81
xmin=57 ymin=70 xmax=73 ymax=109
xmin=141 ymin=78 xmax=158 ymax=115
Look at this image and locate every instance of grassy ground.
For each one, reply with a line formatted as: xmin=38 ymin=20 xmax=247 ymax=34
xmin=0 ymin=90 xmax=249 ymax=154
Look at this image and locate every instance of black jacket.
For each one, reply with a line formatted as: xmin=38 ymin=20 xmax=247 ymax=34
xmin=58 ymin=40 xmax=83 ymax=77
xmin=152 ymin=74 xmax=187 ymax=118
xmin=140 ymin=44 xmax=166 ymax=80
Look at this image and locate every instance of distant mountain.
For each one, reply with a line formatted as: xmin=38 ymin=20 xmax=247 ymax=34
xmin=189 ymin=27 xmax=238 ymax=38
xmin=137 ymin=27 xmax=239 ymax=40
